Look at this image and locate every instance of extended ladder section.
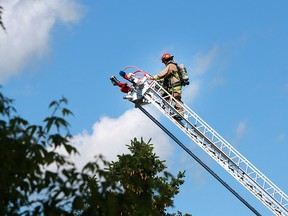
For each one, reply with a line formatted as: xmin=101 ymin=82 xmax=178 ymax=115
xmin=128 ymin=80 xmax=288 ymax=216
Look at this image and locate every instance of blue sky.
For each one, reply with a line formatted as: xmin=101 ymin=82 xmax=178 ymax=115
xmin=1 ymin=0 xmax=288 ymax=215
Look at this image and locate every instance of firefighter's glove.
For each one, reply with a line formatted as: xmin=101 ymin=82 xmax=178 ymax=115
xmin=153 ymin=75 xmax=159 ymax=81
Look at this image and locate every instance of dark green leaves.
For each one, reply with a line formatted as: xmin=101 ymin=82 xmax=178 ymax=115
xmin=0 ymin=93 xmax=79 ymax=215
xmin=0 ymin=90 xmax=192 ymax=216
xmin=105 ymin=138 xmax=190 ymax=216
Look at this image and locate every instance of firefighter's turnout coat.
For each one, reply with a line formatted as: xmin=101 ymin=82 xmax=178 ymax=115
xmin=153 ymin=61 xmax=182 ymax=94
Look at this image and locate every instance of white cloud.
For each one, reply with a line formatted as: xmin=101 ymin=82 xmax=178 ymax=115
xmin=211 ymin=76 xmax=225 ymax=87
xmin=182 ymin=80 xmax=200 ymax=104
xmin=69 ymin=107 xmax=175 ymax=170
xmin=181 ymin=46 xmax=220 ymax=104
xmin=0 ymin=0 xmax=84 ymax=83
xmin=283 ymin=82 xmax=288 ymax=92
xmin=236 ymin=121 xmax=246 ymax=138
xmin=190 ymin=46 xmax=219 ymax=75
xmin=275 ymin=133 xmax=285 ymax=143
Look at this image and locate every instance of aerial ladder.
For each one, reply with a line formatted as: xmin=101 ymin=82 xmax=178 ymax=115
xmin=110 ymin=66 xmax=288 ymax=216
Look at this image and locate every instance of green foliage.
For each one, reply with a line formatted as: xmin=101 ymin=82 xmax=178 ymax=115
xmin=103 ymin=138 xmax=190 ymax=216
xmin=0 ymin=90 xmax=91 ymax=215
xmin=75 ymin=138 xmax=192 ymax=216
xmin=0 ymin=89 xmax=192 ymax=216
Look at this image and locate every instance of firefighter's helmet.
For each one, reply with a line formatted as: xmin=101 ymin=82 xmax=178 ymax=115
xmin=161 ymin=53 xmax=174 ymax=63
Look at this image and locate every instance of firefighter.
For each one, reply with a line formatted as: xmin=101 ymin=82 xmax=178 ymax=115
xmin=153 ymin=53 xmax=184 ymax=120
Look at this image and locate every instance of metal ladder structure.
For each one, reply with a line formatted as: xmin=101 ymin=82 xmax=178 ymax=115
xmin=111 ymin=68 xmax=288 ymax=216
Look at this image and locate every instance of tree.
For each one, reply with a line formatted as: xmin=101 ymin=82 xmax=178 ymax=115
xmin=106 ymin=138 xmax=191 ymax=216
xmin=0 ymin=89 xmax=192 ymax=215
xmin=74 ymin=139 xmax=192 ymax=216
xmin=0 ymin=90 xmax=99 ymax=215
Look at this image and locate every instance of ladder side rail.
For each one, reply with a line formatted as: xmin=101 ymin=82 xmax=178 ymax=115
xmin=144 ymin=81 xmax=288 ymax=215
xmin=144 ymin=91 xmax=286 ymax=216
xmin=179 ymin=109 xmax=288 ymax=215
xmin=148 ymin=81 xmax=248 ymax=168
xmin=174 ymin=88 xmax=288 ymax=209
xmin=147 ymin=81 xmax=284 ymax=198
xmin=149 ymin=81 xmax=287 ymax=201
xmin=145 ymin=86 xmax=272 ymax=189
xmin=137 ymin=104 xmax=262 ymax=216
xmin=184 ymin=104 xmax=288 ymax=209
xmin=183 ymin=102 xmax=267 ymax=177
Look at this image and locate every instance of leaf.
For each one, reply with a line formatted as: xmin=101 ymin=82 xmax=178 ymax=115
xmin=43 ymin=116 xmax=55 ymax=132
xmin=59 ymin=97 xmax=68 ymax=104
xmin=63 ymin=143 xmax=78 ymax=155
xmin=62 ymin=108 xmax=73 ymax=117
xmin=48 ymin=100 xmax=58 ymax=108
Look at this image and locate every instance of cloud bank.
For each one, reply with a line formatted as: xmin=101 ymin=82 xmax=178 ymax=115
xmin=70 ymin=108 xmax=175 ymax=169
xmin=0 ymin=0 xmax=83 ymax=83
